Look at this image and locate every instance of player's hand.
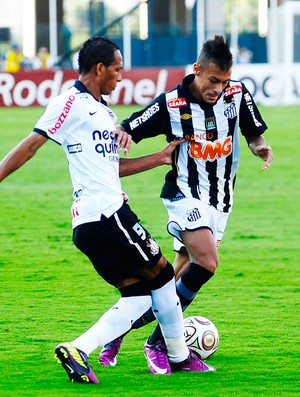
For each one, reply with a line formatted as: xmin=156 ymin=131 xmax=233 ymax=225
xmin=161 ymin=139 xmax=185 ymax=165
xmin=112 ymin=128 xmax=132 ymax=155
xmin=254 ymin=145 xmax=273 ymax=170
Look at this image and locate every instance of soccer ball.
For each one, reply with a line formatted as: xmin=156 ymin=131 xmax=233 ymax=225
xmin=184 ymin=316 xmax=219 ymax=359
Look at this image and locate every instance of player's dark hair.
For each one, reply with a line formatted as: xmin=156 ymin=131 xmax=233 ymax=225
xmin=78 ymin=36 xmax=120 ymax=74
xmin=197 ymin=35 xmax=233 ymax=71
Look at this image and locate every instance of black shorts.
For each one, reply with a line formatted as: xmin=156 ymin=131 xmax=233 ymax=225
xmin=72 ymin=202 xmax=162 ymax=287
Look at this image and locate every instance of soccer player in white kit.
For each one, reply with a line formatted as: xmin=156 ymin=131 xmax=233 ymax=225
xmin=0 ymin=36 xmax=216 ymax=384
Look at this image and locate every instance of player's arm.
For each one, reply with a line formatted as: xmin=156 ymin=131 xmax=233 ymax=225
xmin=119 ymin=139 xmax=184 ymax=177
xmin=0 ymin=131 xmax=48 ymax=182
xmin=245 ymin=135 xmax=273 ymax=170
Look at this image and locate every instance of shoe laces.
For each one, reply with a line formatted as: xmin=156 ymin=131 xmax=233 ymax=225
xmin=150 ymin=342 xmax=169 ymax=365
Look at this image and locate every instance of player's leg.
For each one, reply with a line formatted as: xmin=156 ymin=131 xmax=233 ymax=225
xmin=99 ymin=200 xmax=218 ymax=365
xmin=55 ymin=281 xmax=152 ymax=383
xmin=139 ymin=257 xmax=215 ymax=373
xmin=98 ymin=239 xmax=208 ymax=365
xmin=98 ymin=241 xmax=188 ymax=365
xmin=141 ymin=199 xmax=222 ymax=347
xmin=137 ymin=258 xmax=185 ymax=374
xmin=55 ymin=290 xmax=152 ymax=383
xmin=99 ymin=257 xmax=215 ymax=374
xmin=174 ymin=210 xmax=229 ymax=312
xmin=168 ymin=237 xmax=190 ymax=280
xmin=165 ymin=198 xmax=225 ymax=313
xmin=145 ymin=228 xmax=216 ymax=346
xmin=55 ymin=202 xmax=213 ymax=382
xmin=55 ymin=210 xmax=156 ymax=383
xmin=176 ymin=227 xmax=217 ymax=309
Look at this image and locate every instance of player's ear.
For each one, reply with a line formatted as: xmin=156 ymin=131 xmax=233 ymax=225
xmin=193 ymin=62 xmax=201 ymax=75
xmin=96 ymin=62 xmax=104 ymax=76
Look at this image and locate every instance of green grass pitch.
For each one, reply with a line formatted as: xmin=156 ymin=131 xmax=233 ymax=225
xmin=0 ymin=105 xmax=299 ymax=397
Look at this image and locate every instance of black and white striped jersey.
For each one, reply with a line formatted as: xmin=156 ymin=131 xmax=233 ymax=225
xmin=121 ymin=74 xmax=268 ymax=213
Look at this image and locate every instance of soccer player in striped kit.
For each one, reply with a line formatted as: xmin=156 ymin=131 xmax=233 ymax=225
xmin=99 ymin=35 xmax=273 ymax=367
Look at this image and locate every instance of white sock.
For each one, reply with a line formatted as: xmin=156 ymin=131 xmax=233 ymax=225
xmin=71 ymin=295 xmax=151 ymax=356
xmin=164 ymin=335 xmax=189 ymax=364
xmin=151 ymin=278 xmax=189 ymax=362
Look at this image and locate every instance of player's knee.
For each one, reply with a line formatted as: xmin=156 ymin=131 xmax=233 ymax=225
xmin=194 ymin=254 xmax=218 ymax=273
xmin=208 ymin=258 xmax=218 ymax=273
xmin=195 ymin=262 xmax=218 ymax=273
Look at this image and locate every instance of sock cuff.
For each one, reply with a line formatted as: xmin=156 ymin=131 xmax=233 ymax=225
xmin=180 ymin=262 xmax=214 ymax=293
xmin=149 ymin=261 xmax=174 ymax=290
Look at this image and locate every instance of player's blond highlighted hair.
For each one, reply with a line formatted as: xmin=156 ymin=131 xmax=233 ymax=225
xmin=197 ymin=35 xmax=233 ymax=72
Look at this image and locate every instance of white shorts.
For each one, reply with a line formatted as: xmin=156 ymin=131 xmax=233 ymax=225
xmin=162 ymin=197 xmax=230 ymax=251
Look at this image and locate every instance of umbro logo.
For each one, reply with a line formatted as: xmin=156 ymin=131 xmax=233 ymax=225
xmin=89 ymin=111 xmax=98 ymax=116
xmin=180 ymin=113 xmax=192 ymax=120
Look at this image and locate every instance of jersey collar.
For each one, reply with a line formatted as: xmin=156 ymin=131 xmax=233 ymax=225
xmin=181 ymin=74 xmax=204 ymax=105
xmin=74 ymin=80 xmax=108 ymax=106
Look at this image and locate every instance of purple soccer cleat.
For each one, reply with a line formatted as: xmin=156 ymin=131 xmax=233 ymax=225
xmin=171 ymin=350 xmax=216 ymax=372
xmin=144 ymin=341 xmax=172 ymax=375
xmin=99 ymin=337 xmax=123 ymax=366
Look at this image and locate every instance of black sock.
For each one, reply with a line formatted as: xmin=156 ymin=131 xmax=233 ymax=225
xmin=177 ymin=262 xmax=214 ymax=310
xmin=131 ymin=308 xmax=156 ymax=329
xmin=147 ymin=324 xmax=163 ymax=345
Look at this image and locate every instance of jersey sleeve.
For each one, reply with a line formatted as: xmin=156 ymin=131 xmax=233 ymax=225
xmin=239 ymin=83 xmax=268 ymax=137
xmin=120 ymin=94 xmax=172 ymax=143
xmin=33 ymin=92 xmax=78 ymax=145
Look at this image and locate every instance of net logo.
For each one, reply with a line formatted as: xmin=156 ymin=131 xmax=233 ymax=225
xmin=48 ymin=95 xmax=76 ymax=134
xmin=167 ymin=97 xmax=187 ymax=108
xmin=92 ymin=129 xmax=119 ymax=158
xmin=189 ymin=136 xmax=232 ymax=161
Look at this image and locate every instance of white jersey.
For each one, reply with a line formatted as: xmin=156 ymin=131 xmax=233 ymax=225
xmin=34 ymin=80 xmax=124 ymax=228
